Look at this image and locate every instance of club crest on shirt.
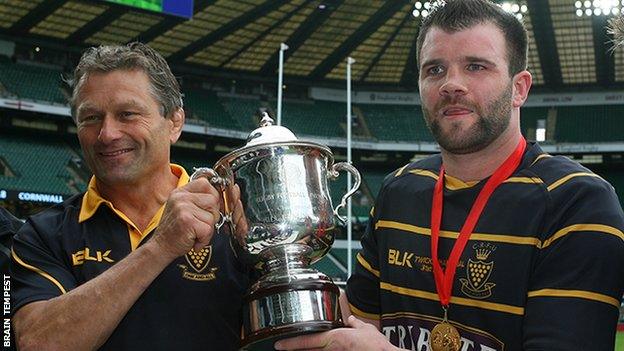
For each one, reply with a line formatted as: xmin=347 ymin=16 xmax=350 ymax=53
xmin=459 ymin=242 xmax=496 ymax=299
xmin=177 ymin=245 xmax=218 ymax=281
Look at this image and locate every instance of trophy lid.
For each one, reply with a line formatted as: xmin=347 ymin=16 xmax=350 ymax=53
xmin=214 ymin=111 xmax=332 ymax=174
xmin=244 ymin=112 xmax=297 ymax=147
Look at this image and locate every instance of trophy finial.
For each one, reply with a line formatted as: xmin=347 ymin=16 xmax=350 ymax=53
xmin=259 ymin=112 xmax=274 ymax=127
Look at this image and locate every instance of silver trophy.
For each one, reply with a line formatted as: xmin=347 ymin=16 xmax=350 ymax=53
xmin=192 ymin=114 xmax=361 ymax=350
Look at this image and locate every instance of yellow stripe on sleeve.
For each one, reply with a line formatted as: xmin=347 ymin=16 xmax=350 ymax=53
xmin=394 ymin=164 xmax=409 ymax=177
xmin=12 ymin=249 xmax=67 ymax=294
xmin=349 ymin=303 xmax=380 ymax=320
xmin=530 ymin=153 xmax=552 ymax=167
xmin=540 ymin=224 xmax=624 ymax=249
xmin=356 ymin=252 xmax=380 ymax=278
xmin=547 ymin=172 xmax=602 ymax=192
xmin=527 ymin=288 xmax=620 ymax=308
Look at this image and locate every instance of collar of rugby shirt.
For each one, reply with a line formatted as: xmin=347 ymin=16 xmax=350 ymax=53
xmin=79 ymin=164 xmax=190 ymax=250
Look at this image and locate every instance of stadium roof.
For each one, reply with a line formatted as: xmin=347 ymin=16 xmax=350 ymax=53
xmin=0 ymin=0 xmax=622 ymax=91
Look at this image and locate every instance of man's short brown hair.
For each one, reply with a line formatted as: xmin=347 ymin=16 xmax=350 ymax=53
xmin=416 ymin=0 xmax=528 ymax=76
xmin=69 ymin=42 xmax=183 ymax=119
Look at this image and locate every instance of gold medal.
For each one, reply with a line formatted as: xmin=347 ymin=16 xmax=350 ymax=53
xmin=430 ymin=307 xmax=461 ymax=351
xmin=430 ymin=321 xmax=461 ymax=351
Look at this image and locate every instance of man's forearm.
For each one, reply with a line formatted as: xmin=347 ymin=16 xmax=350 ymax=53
xmin=14 ymin=240 xmax=173 ymax=351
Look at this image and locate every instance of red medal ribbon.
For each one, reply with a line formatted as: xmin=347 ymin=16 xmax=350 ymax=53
xmin=430 ymin=138 xmax=526 ymax=307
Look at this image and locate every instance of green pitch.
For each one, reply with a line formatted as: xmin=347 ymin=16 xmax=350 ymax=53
xmin=616 ymin=331 xmax=624 ymax=350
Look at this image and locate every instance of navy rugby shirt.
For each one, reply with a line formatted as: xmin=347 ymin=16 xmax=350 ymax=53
xmin=11 ymin=165 xmax=250 ymax=350
xmin=347 ymin=143 xmax=624 ymax=350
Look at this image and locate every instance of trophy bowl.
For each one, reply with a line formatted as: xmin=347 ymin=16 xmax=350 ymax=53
xmin=192 ymin=114 xmax=361 ymax=350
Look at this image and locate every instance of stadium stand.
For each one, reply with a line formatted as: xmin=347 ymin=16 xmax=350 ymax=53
xmin=220 ymin=95 xmax=263 ymax=132
xmin=0 ymin=133 xmax=85 ymax=195
xmin=555 ymin=105 xmax=624 ymax=143
xmin=358 ymin=103 xmax=433 ymax=142
xmin=363 ymin=171 xmax=388 ymax=199
xmin=216 ymin=96 xmax=355 ymax=139
xmin=0 ymin=58 xmax=66 ymax=104
xmin=281 ymin=100 xmax=346 ymax=138
xmin=184 ymin=89 xmax=241 ymax=130
xmin=170 ymin=151 xmax=217 ymax=175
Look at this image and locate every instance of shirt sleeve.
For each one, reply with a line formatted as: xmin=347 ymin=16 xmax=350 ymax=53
xmin=523 ymin=175 xmax=624 ymax=350
xmin=10 ymin=218 xmax=78 ymax=313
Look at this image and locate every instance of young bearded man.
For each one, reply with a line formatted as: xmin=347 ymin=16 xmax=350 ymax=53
xmin=275 ymin=1 xmax=624 ymax=350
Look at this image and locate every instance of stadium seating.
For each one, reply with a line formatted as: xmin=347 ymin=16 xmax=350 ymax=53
xmin=171 ymin=151 xmax=217 ymax=174
xmin=184 ymin=89 xmax=241 ymax=130
xmin=219 ymin=97 xmax=350 ymax=138
xmin=358 ymin=103 xmax=433 ymax=142
xmin=220 ymin=96 xmax=263 ymax=132
xmin=554 ymin=105 xmax=624 ymax=143
xmin=3 ymin=57 xmax=624 ymax=146
xmin=281 ymin=100 xmax=346 ymax=139
xmin=363 ymin=171 xmax=388 ymax=199
xmin=0 ymin=134 xmax=83 ymax=195
xmin=0 ymin=58 xmax=66 ymax=104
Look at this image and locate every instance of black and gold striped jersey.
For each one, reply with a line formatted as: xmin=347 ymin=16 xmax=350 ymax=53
xmin=10 ymin=165 xmax=251 ymax=351
xmin=346 ymin=142 xmax=624 ymax=351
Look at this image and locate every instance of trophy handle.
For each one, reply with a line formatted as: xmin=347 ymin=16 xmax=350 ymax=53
xmin=328 ymin=162 xmax=361 ymax=224
xmin=190 ymin=167 xmax=231 ymax=230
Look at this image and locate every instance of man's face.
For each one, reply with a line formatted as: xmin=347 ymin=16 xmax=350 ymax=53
xmin=75 ymin=69 xmax=179 ymax=187
xmin=418 ymin=23 xmax=515 ymax=154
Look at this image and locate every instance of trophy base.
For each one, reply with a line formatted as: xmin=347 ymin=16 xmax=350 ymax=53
xmin=240 ymin=320 xmax=344 ymax=351
xmin=241 ymin=276 xmax=343 ymax=351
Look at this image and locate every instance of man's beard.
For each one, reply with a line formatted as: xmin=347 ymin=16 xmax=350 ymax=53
xmin=422 ymin=84 xmax=513 ymax=155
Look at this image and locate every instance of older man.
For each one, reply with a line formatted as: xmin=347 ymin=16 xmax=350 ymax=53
xmin=11 ymin=42 xmax=249 ymax=350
